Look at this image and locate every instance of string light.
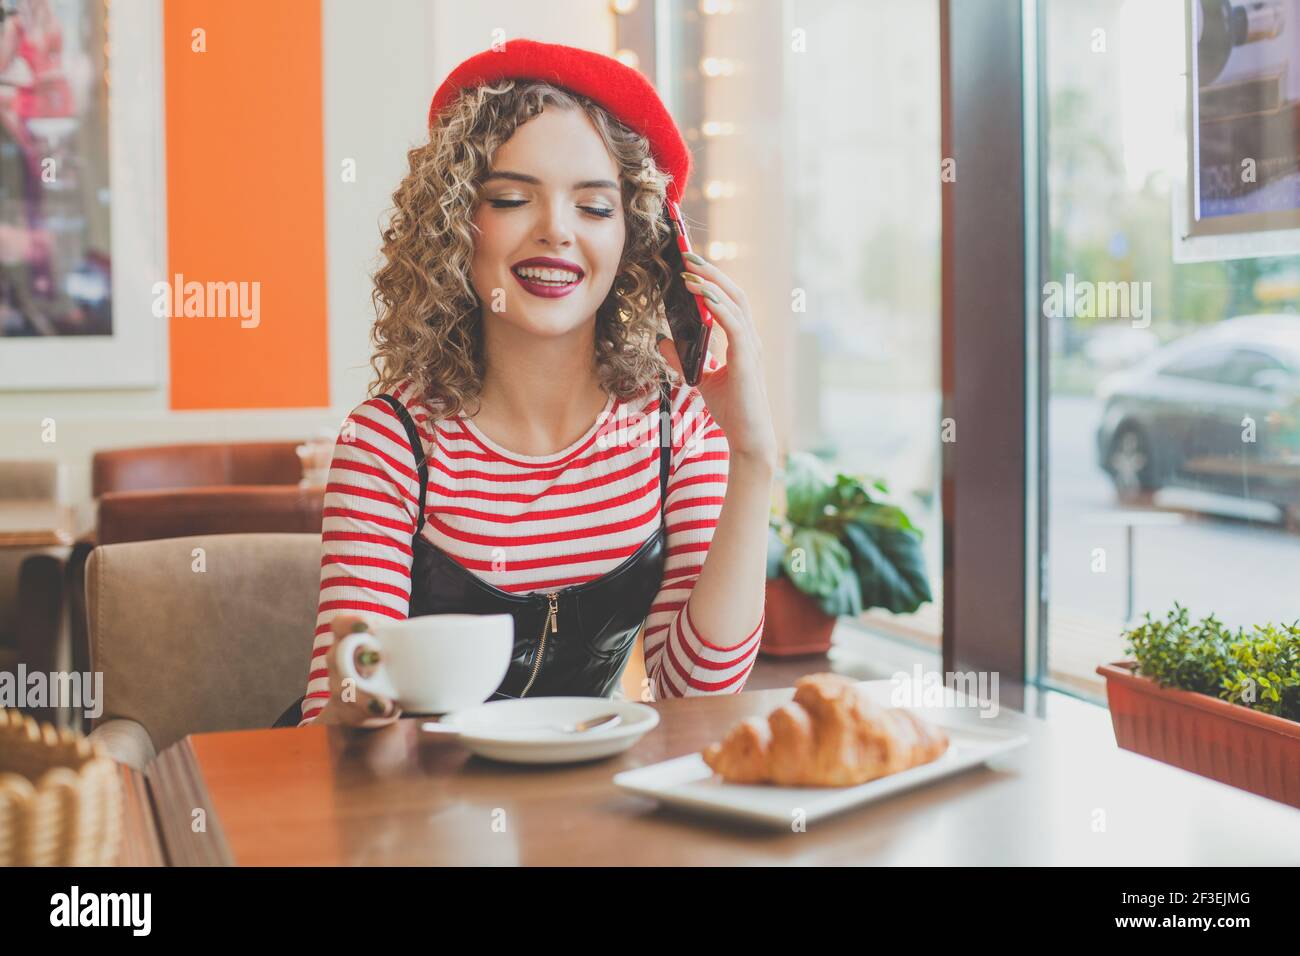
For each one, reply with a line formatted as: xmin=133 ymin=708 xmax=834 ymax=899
xmin=693 ymin=2 xmax=740 ymax=255
xmin=610 ymin=0 xmax=639 ymax=14
xmin=700 ymin=57 xmax=737 ymax=77
xmin=700 ymin=120 xmax=737 ymax=137
xmin=614 ymin=49 xmax=639 ymax=70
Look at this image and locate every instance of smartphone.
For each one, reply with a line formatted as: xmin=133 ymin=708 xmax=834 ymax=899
xmin=659 ymin=200 xmax=714 ymax=386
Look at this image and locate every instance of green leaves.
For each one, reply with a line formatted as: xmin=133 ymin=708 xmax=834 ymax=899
xmin=782 ymin=527 xmax=863 ymax=618
xmin=1123 ymin=603 xmax=1300 ymax=721
xmin=782 ymin=452 xmax=836 ymax=528
xmin=842 ymin=522 xmax=931 ymax=614
xmin=769 ymin=451 xmax=932 ymax=619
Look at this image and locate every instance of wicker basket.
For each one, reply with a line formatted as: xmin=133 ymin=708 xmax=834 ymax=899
xmin=0 ymin=708 xmax=123 ymax=865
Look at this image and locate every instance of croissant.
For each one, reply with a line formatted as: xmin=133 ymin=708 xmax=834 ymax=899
xmin=701 ymin=673 xmax=949 ymax=787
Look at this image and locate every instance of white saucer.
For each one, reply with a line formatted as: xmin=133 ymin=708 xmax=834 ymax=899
xmin=423 ymin=697 xmax=660 ymax=764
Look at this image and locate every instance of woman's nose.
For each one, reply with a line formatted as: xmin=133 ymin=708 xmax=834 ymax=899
xmin=535 ymin=201 xmax=575 ymax=247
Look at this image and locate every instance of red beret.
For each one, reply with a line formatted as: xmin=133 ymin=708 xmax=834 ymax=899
xmin=428 ymin=39 xmax=692 ymax=205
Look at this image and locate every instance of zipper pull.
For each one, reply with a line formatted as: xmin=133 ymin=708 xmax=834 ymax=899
xmin=548 ymin=592 xmax=559 ymax=632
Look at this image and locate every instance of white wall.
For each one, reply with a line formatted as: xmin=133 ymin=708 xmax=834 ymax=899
xmin=0 ymin=0 xmax=614 ymax=530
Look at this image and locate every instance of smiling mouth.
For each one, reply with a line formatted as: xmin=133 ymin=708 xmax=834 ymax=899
xmin=511 ymin=266 xmax=584 ymax=297
xmin=511 ymin=266 xmax=583 ymax=287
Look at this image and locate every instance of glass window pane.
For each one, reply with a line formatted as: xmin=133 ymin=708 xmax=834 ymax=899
xmin=664 ymin=0 xmax=945 ymax=657
xmin=786 ymin=0 xmax=944 ymax=650
xmin=1159 ymin=346 xmax=1234 ymax=381
xmin=1041 ymin=0 xmax=1300 ymax=697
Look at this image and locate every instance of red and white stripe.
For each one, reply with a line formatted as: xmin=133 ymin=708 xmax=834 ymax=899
xmin=298 ymin=376 xmax=761 ymax=725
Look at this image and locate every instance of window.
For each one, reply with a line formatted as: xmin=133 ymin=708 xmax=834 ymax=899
xmin=783 ymin=0 xmax=944 ymax=650
xmin=1039 ymin=0 xmax=1300 ymax=698
xmin=661 ymin=0 xmax=945 ymax=656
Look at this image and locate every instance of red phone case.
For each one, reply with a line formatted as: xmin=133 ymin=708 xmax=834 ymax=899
xmin=668 ymin=200 xmax=714 ymax=385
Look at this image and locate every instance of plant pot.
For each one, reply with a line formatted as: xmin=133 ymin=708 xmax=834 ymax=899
xmin=760 ymin=576 xmax=836 ymax=657
xmin=1096 ymin=661 xmax=1300 ymax=808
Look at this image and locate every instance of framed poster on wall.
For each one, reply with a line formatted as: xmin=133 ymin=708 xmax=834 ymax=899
xmin=0 ymin=0 xmax=164 ymax=389
xmin=1177 ymin=0 xmax=1300 ymax=260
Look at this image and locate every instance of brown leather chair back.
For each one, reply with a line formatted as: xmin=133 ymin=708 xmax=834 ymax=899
xmin=92 ymin=442 xmax=303 ymax=498
xmin=97 ymin=486 xmax=325 ymax=546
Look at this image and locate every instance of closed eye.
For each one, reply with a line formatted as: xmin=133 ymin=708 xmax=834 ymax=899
xmin=487 ymin=199 xmax=615 ymax=219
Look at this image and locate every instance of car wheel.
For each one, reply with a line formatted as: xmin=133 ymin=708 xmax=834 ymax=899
xmin=1108 ymin=425 xmax=1157 ymax=503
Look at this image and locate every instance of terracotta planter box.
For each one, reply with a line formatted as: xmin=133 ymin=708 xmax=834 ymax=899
xmin=760 ymin=576 xmax=836 ymax=657
xmin=1097 ymin=661 xmax=1300 ymax=808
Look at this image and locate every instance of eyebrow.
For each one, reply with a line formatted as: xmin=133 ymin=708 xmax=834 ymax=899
xmin=483 ymin=170 xmax=619 ymax=191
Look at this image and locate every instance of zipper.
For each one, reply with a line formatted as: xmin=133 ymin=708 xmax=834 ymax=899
xmin=520 ymin=591 xmax=559 ymax=697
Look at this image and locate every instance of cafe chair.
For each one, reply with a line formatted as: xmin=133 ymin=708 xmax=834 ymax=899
xmin=84 ymin=532 xmax=321 ymax=769
xmin=91 ymin=442 xmax=305 ymax=497
xmin=65 ymin=441 xmax=314 ymax=707
xmin=6 ymin=555 xmax=65 ymax=727
xmin=0 ymin=459 xmax=71 ymax=727
xmin=96 ymin=485 xmax=325 ymax=546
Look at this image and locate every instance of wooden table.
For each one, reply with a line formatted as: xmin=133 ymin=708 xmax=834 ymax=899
xmin=137 ymin=664 xmax=1300 ymax=866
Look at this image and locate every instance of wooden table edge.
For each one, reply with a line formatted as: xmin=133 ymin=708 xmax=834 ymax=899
xmin=0 ymin=530 xmax=73 ymax=548
xmin=117 ymin=763 xmax=168 ymax=866
xmin=144 ymin=737 xmax=236 ymax=866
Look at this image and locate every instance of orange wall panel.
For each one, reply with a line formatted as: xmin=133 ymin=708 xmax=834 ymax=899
xmin=165 ymin=0 xmax=329 ymax=410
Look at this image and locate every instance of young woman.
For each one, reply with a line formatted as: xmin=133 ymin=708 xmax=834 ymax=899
xmin=282 ymin=40 xmax=777 ymax=729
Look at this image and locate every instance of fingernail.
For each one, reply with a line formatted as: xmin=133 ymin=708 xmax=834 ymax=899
xmin=701 ymin=288 xmax=720 ymax=303
xmin=681 ymin=271 xmax=700 ymax=283
xmin=350 ymin=621 xmax=368 ymax=633
xmin=655 ymin=332 xmax=667 ymax=344
xmin=368 ymin=699 xmax=385 ymax=715
xmin=683 ymin=252 xmax=705 ymax=265
xmin=358 ymin=650 xmax=380 ymax=667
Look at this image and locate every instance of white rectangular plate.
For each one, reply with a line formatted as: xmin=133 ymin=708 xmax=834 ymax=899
xmin=613 ymin=722 xmax=1029 ymax=828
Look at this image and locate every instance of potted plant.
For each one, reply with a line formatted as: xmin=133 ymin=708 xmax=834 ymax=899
xmin=1097 ymin=603 xmax=1300 ymax=807
xmin=762 ymin=452 xmax=932 ymax=656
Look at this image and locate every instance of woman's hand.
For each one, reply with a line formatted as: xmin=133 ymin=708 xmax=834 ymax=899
xmin=314 ymin=615 xmax=403 ymax=728
xmin=659 ymin=252 xmax=778 ymax=469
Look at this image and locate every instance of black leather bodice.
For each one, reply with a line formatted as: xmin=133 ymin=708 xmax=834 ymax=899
xmin=378 ymin=375 xmax=672 ymax=701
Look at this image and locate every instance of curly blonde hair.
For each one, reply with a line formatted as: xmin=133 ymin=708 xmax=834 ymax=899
xmin=367 ymin=80 xmax=679 ymax=417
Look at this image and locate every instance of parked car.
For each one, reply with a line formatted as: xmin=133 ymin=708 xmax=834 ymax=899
xmin=1083 ymin=323 xmax=1159 ymax=370
xmin=1095 ymin=314 xmax=1300 ymax=517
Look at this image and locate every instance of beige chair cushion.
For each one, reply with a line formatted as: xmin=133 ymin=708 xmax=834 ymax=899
xmin=86 ymin=533 xmax=320 ymax=754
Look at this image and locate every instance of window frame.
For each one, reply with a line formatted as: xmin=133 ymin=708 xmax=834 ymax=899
xmin=940 ymin=0 xmax=1034 ymax=708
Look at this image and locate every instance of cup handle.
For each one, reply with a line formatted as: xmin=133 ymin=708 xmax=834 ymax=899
xmin=334 ymin=633 xmax=399 ymax=703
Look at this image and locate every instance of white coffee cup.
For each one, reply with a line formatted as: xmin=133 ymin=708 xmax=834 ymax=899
xmin=334 ymin=613 xmax=513 ymax=714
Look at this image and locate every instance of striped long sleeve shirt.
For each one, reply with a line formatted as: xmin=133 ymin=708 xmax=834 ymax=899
xmin=298 ymin=376 xmax=763 ymax=725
